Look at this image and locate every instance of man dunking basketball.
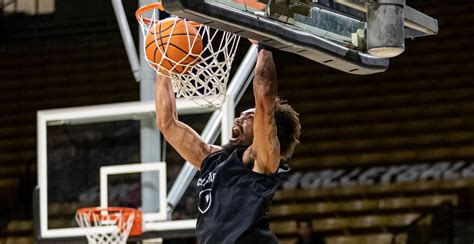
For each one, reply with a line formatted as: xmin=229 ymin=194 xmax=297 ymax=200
xmin=155 ymin=42 xmax=301 ymax=244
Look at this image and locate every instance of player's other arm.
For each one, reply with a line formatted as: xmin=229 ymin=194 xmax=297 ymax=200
xmin=251 ymin=46 xmax=280 ymax=175
xmin=155 ymin=74 xmax=220 ymax=169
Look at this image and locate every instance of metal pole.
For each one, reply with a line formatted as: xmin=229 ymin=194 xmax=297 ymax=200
xmin=220 ymin=97 xmax=234 ymax=144
xmin=111 ymin=0 xmax=141 ymax=82
xmin=166 ymin=46 xmax=258 ymax=213
xmin=228 ymin=45 xmax=258 ymax=104
xmin=136 ymin=0 xmax=161 ymax=214
xmin=221 ymin=45 xmax=258 ymax=144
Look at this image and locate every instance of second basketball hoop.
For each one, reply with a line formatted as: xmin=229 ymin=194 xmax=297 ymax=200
xmin=75 ymin=207 xmax=142 ymax=244
xmin=136 ymin=2 xmax=241 ymax=107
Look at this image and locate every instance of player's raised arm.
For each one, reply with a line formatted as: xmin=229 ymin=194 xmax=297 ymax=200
xmin=155 ymin=74 xmax=220 ymax=169
xmin=251 ymin=44 xmax=280 ymax=174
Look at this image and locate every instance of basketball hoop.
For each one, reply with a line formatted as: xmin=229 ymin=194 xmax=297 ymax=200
xmin=76 ymin=207 xmax=142 ymax=244
xmin=136 ymin=2 xmax=241 ymax=107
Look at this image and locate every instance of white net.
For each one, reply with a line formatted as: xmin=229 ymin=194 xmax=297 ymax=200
xmin=137 ymin=3 xmax=241 ymax=107
xmin=75 ymin=208 xmax=136 ymax=244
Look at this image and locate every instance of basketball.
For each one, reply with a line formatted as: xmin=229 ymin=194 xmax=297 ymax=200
xmin=145 ymin=18 xmax=203 ymax=73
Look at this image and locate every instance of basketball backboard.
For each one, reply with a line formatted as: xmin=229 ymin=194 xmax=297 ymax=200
xmin=34 ymin=100 xmax=214 ymax=241
xmin=155 ymin=0 xmax=438 ymax=74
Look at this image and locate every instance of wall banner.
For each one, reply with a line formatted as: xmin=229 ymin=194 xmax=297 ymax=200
xmin=283 ymin=161 xmax=474 ymax=190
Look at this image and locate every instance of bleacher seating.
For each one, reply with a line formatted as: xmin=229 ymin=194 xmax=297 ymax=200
xmin=270 ymin=195 xmax=458 ymax=217
xmin=270 ymin=213 xmax=430 ymax=234
xmin=0 ymin=220 xmax=34 ymax=244
xmin=274 ymin=179 xmax=473 ymax=202
xmin=326 ymin=233 xmax=407 ymax=244
xmin=278 ymin=233 xmax=408 ymax=244
xmin=0 ymin=236 xmax=34 ymax=244
xmin=269 ymin=190 xmax=457 ymax=242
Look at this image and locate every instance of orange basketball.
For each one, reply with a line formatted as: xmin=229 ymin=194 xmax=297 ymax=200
xmin=145 ymin=18 xmax=203 ymax=73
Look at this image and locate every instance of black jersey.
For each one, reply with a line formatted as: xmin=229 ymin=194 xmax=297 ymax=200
xmin=195 ymin=147 xmax=281 ymax=244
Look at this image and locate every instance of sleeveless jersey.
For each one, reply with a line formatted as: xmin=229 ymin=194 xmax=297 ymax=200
xmin=195 ymin=147 xmax=281 ymax=244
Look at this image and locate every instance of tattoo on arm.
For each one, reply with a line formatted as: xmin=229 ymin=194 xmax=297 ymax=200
xmin=267 ymin=116 xmax=277 ymax=141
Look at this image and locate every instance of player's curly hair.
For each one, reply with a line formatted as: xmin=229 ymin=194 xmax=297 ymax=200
xmin=274 ymin=98 xmax=301 ymax=161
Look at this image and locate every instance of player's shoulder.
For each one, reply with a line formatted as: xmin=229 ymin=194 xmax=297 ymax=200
xmin=199 ymin=145 xmax=223 ymax=171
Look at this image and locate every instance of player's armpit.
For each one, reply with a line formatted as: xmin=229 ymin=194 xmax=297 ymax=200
xmin=159 ymin=120 xmax=220 ymax=168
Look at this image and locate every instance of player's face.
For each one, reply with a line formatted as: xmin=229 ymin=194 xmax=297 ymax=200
xmin=230 ymin=108 xmax=255 ymax=146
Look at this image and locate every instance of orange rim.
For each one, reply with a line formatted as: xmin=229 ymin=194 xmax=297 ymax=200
xmin=77 ymin=207 xmax=137 ymax=220
xmin=136 ymin=2 xmax=201 ymax=27
xmin=77 ymin=207 xmax=140 ymax=233
xmin=77 ymin=206 xmax=138 ymax=214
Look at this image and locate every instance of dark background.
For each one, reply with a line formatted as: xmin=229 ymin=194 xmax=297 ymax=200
xmin=0 ymin=0 xmax=473 ymax=243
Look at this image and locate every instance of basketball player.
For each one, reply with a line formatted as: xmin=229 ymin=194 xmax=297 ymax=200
xmin=155 ymin=42 xmax=301 ymax=243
